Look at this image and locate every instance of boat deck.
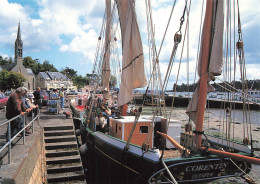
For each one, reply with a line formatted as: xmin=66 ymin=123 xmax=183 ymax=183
xmin=160 ymin=149 xmax=182 ymax=159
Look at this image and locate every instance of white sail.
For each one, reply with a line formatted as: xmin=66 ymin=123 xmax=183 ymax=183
xmin=102 ymin=0 xmax=111 ymax=94
xmin=186 ymin=0 xmax=224 ymax=125
xmin=116 ymin=0 xmax=147 ymax=107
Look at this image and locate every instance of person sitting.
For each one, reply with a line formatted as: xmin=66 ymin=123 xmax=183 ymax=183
xmin=95 ymin=112 xmax=107 ymax=133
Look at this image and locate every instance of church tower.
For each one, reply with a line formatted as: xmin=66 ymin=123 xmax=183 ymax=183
xmin=14 ymin=22 xmax=23 ymax=65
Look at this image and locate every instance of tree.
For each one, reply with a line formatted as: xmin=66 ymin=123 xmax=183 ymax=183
xmin=109 ymin=75 xmax=117 ymax=88
xmin=61 ymin=67 xmax=77 ymax=79
xmin=42 ymin=60 xmax=58 ymax=72
xmin=23 ymin=56 xmax=39 ymax=74
xmin=23 ymin=57 xmax=58 ymax=75
xmin=0 ymin=70 xmax=26 ymax=91
xmin=0 ymin=56 xmax=12 ymax=65
xmin=72 ymin=75 xmax=90 ymax=89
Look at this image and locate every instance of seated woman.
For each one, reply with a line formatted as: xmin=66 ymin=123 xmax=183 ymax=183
xmin=95 ymin=112 xmax=109 ymax=133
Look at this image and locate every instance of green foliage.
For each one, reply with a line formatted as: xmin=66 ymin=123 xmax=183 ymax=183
xmin=0 ymin=69 xmax=26 ymax=91
xmin=109 ymin=75 xmax=117 ymax=88
xmin=61 ymin=67 xmax=77 ymax=79
xmin=42 ymin=60 xmax=58 ymax=72
xmin=0 ymin=56 xmax=13 ymax=65
xmin=72 ymin=75 xmax=90 ymax=89
xmin=171 ymin=79 xmax=260 ymax=92
xmin=23 ymin=56 xmax=39 ymax=74
xmin=22 ymin=57 xmax=58 ymax=75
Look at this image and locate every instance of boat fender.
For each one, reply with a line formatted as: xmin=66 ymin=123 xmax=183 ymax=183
xmin=79 ymin=143 xmax=88 ymax=155
xmin=75 ymin=129 xmax=81 ymax=136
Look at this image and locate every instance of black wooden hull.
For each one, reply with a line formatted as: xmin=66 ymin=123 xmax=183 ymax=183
xmin=78 ymin=123 xmax=251 ymax=184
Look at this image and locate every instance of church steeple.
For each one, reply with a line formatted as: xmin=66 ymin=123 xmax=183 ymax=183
xmin=15 ymin=22 xmax=23 ymax=64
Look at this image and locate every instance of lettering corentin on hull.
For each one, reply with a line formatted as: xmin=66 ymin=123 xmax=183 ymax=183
xmin=186 ymin=163 xmax=227 ymax=172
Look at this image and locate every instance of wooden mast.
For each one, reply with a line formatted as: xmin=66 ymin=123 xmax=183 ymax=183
xmin=195 ymin=0 xmax=260 ymax=165
xmin=195 ymin=0 xmax=214 ymax=149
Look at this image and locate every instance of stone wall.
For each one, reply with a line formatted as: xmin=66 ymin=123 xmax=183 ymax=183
xmin=12 ymin=133 xmax=46 ymax=184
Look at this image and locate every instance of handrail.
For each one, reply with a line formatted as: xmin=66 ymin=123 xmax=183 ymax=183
xmin=0 ymin=107 xmax=40 ymax=164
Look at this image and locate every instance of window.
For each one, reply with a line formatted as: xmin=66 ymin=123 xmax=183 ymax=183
xmin=140 ymin=126 xmax=148 ymax=133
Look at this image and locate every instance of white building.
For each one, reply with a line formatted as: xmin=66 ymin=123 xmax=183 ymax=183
xmin=35 ymin=71 xmax=76 ymax=90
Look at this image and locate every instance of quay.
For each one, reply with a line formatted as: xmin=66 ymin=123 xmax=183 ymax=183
xmin=133 ymin=94 xmax=260 ymax=110
xmin=0 ymin=102 xmax=86 ymax=184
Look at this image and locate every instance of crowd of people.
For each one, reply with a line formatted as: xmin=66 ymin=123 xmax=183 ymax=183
xmin=5 ymin=86 xmax=66 ymax=141
xmin=5 ymin=87 xmax=38 ymax=141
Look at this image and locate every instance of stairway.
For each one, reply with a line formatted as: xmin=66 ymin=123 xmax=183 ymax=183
xmin=44 ymin=125 xmax=86 ymax=183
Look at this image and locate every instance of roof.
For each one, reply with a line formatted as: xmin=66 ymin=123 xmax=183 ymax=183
xmin=0 ymin=64 xmax=16 ymax=71
xmin=26 ymin=68 xmax=34 ymax=75
xmin=38 ymin=72 xmax=70 ymax=81
xmin=39 ymin=72 xmax=51 ymax=80
xmin=48 ymin=72 xmax=69 ymax=80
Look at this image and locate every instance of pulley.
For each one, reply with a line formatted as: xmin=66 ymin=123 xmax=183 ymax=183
xmin=236 ymin=40 xmax=243 ymax=50
xmin=174 ymin=31 xmax=182 ymax=44
xmin=185 ymin=123 xmax=192 ymax=132
xmin=243 ymin=138 xmax=250 ymax=145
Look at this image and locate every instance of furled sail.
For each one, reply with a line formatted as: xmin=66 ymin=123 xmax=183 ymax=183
xmin=102 ymin=0 xmax=111 ymax=94
xmin=186 ymin=0 xmax=224 ymax=125
xmin=116 ymin=0 xmax=147 ymax=107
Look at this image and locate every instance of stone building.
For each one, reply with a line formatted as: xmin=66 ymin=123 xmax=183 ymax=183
xmin=35 ymin=71 xmax=76 ymax=90
xmin=0 ymin=23 xmax=35 ymax=90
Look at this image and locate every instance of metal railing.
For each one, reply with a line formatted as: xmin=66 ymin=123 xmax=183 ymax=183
xmin=0 ymin=107 xmax=40 ymax=164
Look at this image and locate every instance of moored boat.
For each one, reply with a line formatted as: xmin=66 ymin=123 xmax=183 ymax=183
xmin=71 ymin=0 xmax=260 ymax=183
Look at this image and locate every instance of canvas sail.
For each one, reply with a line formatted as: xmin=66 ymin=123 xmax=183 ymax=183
xmin=116 ymin=0 xmax=147 ymax=107
xmin=102 ymin=0 xmax=111 ymax=95
xmin=186 ymin=0 xmax=224 ymax=125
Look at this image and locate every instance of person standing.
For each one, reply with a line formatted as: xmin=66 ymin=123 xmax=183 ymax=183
xmin=22 ymin=87 xmax=32 ymax=134
xmin=33 ymin=87 xmax=41 ymax=109
xmin=59 ymin=87 xmax=65 ymax=109
xmin=50 ymin=89 xmax=59 ymax=99
xmin=5 ymin=87 xmax=26 ymax=139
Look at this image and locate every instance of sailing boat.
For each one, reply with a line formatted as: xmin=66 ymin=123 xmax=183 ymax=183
xmin=70 ymin=0 xmax=114 ymax=117
xmin=72 ymin=0 xmax=260 ymax=183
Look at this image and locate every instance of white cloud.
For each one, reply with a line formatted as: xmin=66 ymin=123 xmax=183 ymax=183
xmin=59 ymin=29 xmax=98 ymax=63
xmin=0 ymin=0 xmax=259 ymax=84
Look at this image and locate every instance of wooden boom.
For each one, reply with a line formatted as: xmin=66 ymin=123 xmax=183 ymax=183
xmin=202 ymin=147 xmax=260 ymax=166
xmin=157 ymin=131 xmax=190 ymax=155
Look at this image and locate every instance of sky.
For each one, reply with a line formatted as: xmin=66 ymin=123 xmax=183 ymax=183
xmin=0 ymin=0 xmax=259 ymax=89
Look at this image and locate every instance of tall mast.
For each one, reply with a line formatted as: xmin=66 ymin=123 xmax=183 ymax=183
xmin=102 ymin=0 xmax=111 ymax=102
xmin=195 ymin=0 xmax=214 ymax=149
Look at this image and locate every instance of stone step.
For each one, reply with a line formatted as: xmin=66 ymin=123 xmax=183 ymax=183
xmin=44 ymin=130 xmax=74 ymax=137
xmin=44 ymin=125 xmax=73 ymax=131
xmin=46 ymin=155 xmax=81 ymax=165
xmin=46 ymin=149 xmax=79 ymax=158
xmin=45 ymin=141 xmax=78 ymax=150
xmin=47 ymin=171 xmax=85 ymax=183
xmin=47 ymin=164 xmax=83 ymax=174
xmin=44 ymin=135 xmax=76 ymax=143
